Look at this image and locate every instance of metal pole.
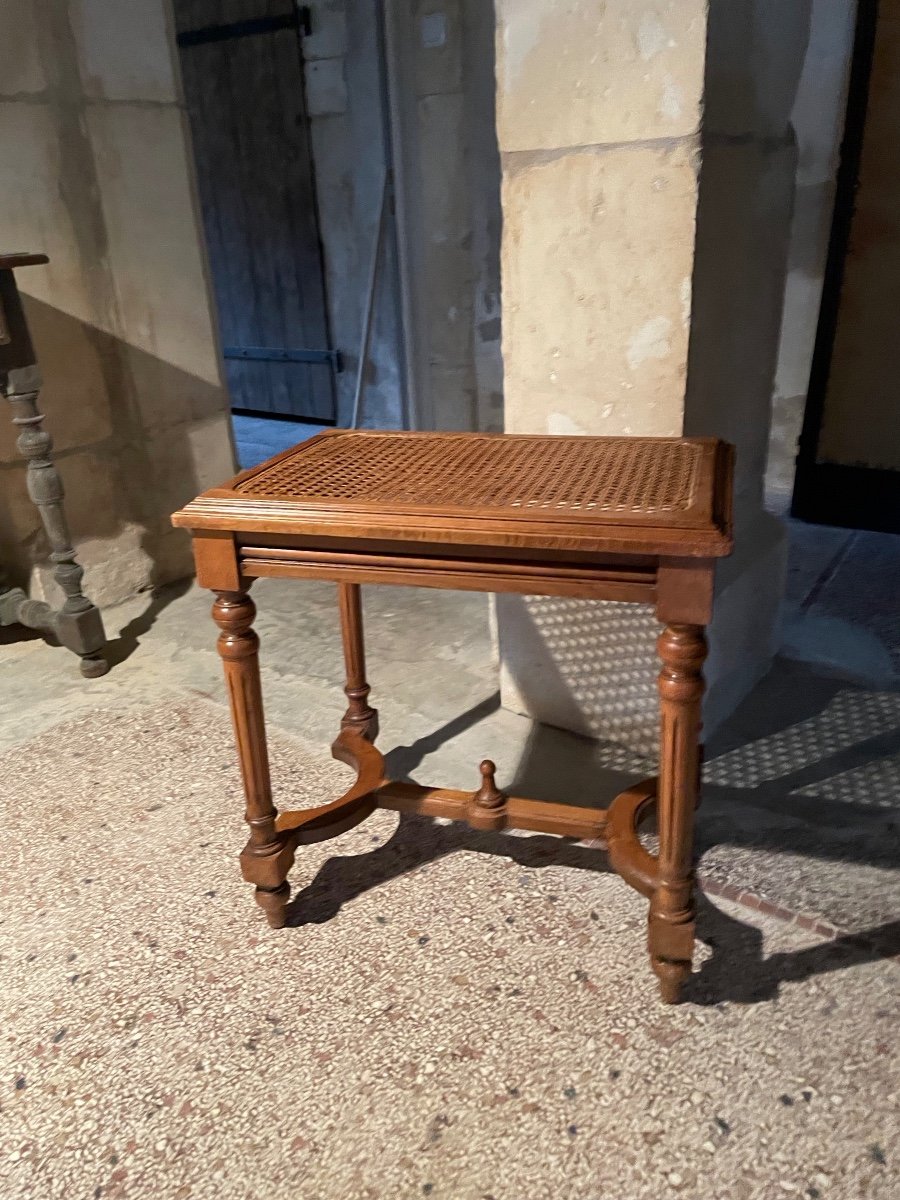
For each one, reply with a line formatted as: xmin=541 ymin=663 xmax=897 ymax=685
xmin=379 ymin=1 xmax=425 ymax=429
xmin=350 ymin=170 xmax=389 ymax=429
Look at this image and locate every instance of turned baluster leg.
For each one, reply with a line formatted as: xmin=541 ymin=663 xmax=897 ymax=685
xmin=1 ymin=261 xmax=107 ymax=677
xmin=337 ymin=582 xmax=379 ymax=742
xmin=649 ymin=623 xmax=707 ymax=1003
xmin=213 ymin=590 xmax=290 ymax=928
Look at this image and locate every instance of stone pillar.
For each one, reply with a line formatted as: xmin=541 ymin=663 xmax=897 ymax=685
xmin=495 ymin=1 xmax=807 ymax=749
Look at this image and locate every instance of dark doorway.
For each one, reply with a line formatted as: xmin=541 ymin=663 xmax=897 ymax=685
xmin=793 ymin=0 xmax=900 ymax=533
xmin=174 ymin=0 xmax=336 ymax=422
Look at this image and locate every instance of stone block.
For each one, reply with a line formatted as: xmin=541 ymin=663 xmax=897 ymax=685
xmin=50 ymin=448 xmax=123 ymax=547
xmin=496 ymin=0 xmax=705 ymax=152
xmin=304 ymin=1 xmax=348 ymax=61
xmin=704 ymin=0 xmax=813 ymax=139
xmin=685 ymin=138 xmax=797 ymax=515
xmin=139 ymin=415 xmax=233 ymax=527
xmin=32 ymin=521 xmax=157 ymax=609
xmin=0 ymin=106 xmax=119 ymax=461
xmin=0 ymin=0 xmax=45 ymax=94
xmin=501 ymin=142 xmax=698 ymax=436
xmin=494 ymin=0 xmax=792 ymax=748
xmin=308 ymin=114 xmax=357 ymax=327
xmin=497 ymin=515 xmax=788 ymax=755
xmin=793 ymin=0 xmax=855 ymax=188
xmin=497 ymin=595 xmax=661 ymax=753
xmin=429 ymin=363 xmax=477 ymax=431
xmin=418 ymin=92 xmax=470 ymax=239
xmin=148 ymin=525 xmax=195 ymax=588
xmin=423 ymin=244 xmax=475 ymax=367
xmin=0 ymin=3 xmax=229 ymax=608
xmin=766 ymin=390 xmax=804 ymax=505
xmin=0 ymin=103 xmax=104 ymax=324
xmin=0 ymin=295 xmax=114 ymax=463
xmin=85 ymin=104 xmax=227 ymax=428
xmin=416 ymin=89 xmax=477 ymax=372
xmin=704 ymin=511 xmax=788 ymax=732
xmin=305 ymin=58 xmax=348 ymax=116
xmin=70 ymin=0 xmax=178 ymax=102
xmin=0 ymin=462 xmax=42 ymax=567
xmin=773 ymin=181 xmax=834 ymax=401
xmin=186 ymin=412 xmax=237 ymax=491
xmin=14 ymin=445 xmax=150 ymax=608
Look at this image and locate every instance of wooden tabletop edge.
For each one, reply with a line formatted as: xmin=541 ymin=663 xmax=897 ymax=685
xmin=0 ymin=252 xmax=49 ymax=270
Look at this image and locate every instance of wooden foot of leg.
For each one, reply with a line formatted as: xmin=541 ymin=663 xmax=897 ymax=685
xmin=649 ymin=900 xmax=696 ymax=1004
xmin=1 ymin=317 xmax=108 ymax=676
xmin=80 ymin=653 xmax=109 ymax=678
xmin=651 ymin=955 xmax=690 ymax=1005
xmin=255 ymin=881 xmax=291 ymax=929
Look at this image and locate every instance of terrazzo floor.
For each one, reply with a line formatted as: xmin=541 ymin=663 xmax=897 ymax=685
xmin=2 ymin=700 xmax=898 ymax=1200
xmin=1 ymin=519 xmax=899 ymax=1198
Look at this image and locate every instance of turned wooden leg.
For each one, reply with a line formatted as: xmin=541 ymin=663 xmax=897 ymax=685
xmin=213 ymin=589 xmax=291 ymax=928
xmin=650 ymin=623 xmax=707 ymax=1003
xmin=337 ymin=582 xmax=379 ymax=742
xmin=1 ymin=265 xmax=107 ymax=677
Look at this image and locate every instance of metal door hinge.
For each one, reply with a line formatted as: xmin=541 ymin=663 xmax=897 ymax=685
xmin=178 ymin=9 xmax=308 ymax=48
xmin=224 ymin=345 xmax=342 ymax=372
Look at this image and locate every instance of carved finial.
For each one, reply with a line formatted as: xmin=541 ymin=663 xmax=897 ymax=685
xmin=468 ymin=759 xmax=506 ymax=832
xmin=474 ymin=759 xmax=504 ymax=810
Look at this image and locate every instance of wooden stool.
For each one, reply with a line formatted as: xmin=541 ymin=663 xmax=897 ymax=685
xmin=173 ymin=431 xmax=733 ymax=1002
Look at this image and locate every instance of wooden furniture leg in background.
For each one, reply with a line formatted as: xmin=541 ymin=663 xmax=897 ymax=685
xmin=213 ymin=589 xmax=292 ymax=928
xmin=337 ymin=582 xmax=379 ymax=743
xmin=649 ymin=622 xmax=707 ymax=1003
xmin=0 ymin=257 xmax=107 ymax=677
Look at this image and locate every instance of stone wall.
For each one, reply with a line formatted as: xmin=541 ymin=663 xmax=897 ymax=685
xmin=412 ymin=0 xmax=503 ymax=431
xmin=497 ymin=0 xmax=704 ymax=440
xmin=0 ymin=0 xmax=233 ymax=608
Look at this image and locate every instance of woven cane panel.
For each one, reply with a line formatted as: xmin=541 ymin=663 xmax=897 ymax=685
xmin=235 ymin=433 xmax=702 ymax=516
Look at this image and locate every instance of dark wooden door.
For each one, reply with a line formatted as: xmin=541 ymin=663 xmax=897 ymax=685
xmin=175 ymin=0 xmax=335 ymax=421
xmin=793 ymin=0 xmax=900 ymax=532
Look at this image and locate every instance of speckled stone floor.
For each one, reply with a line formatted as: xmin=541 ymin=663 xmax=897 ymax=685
xmin=2 ymin=522 xmax=900 ymax=1198
xmin=2 ymin=699 xmax=898 ymax=1200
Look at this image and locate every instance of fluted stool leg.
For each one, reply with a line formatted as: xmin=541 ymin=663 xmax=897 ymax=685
xmin=649 ymin=623 xmax=707 ymax=1003
xmin=1 ymin=260 xmax=107 ymax=677
xmin=213 ymin=589 xmax=290 ymax=928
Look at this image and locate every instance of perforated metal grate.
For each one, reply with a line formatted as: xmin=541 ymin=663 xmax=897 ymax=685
xmin=235 ymin=432 xmax=703 ymax=516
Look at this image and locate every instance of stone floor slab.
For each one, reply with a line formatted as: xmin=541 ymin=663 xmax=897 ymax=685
xmin=1 ymin=701 xmax=898 ymax=1200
